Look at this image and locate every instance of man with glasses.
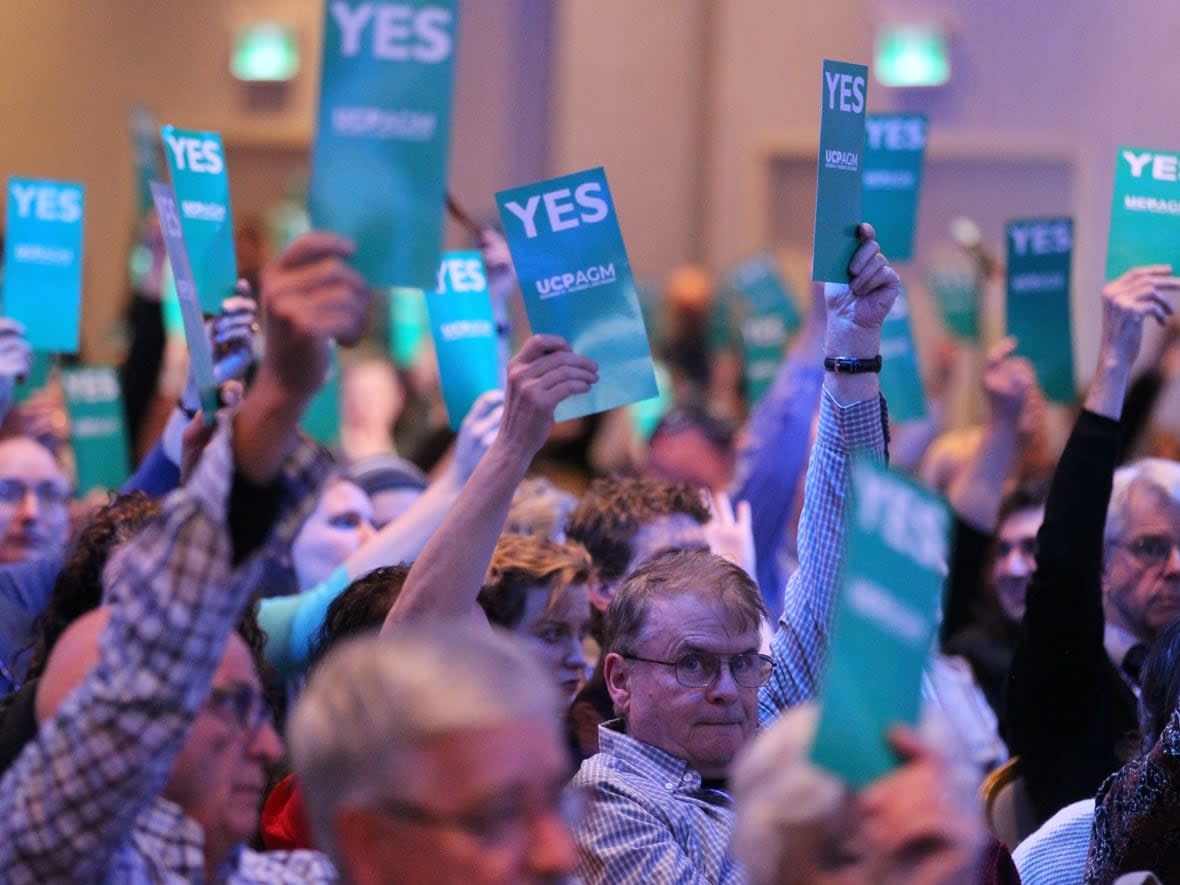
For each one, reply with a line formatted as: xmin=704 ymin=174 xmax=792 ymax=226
xmin=572 ymin=224 xmax=898 ymax=884
xmin=1008 ymin=264 xmax=1180 ymax=824
xmin=289 ymin=623 xmax=579 ymax=885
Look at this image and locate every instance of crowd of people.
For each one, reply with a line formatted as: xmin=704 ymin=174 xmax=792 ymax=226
xmin=1 ymin=202 xmax=1180 ymax=885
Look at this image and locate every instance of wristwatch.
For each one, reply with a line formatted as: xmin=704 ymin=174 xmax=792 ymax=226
xmin=823 ymin=355 xmax=882 ymax=374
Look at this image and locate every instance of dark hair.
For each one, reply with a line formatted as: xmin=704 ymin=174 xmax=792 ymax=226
xmin=1139 ymin=616 xmax=1180 ymax=751
xmin=650 ymin=406 xmax=737 ymax=451
xmin=20 ymin=491 xmax=160 ymax=681
xmin=602 ymin=549 xmax=766 ymax=656
xmin=996 ymin=478 xmax=1051 ymax=529
xmin=566 ymin=476 xmax=709 ymax=584
xmin=477 ymin=534 xmax=593 ymax=629
xmin=306 ymin=564 xmax=411 ymax=670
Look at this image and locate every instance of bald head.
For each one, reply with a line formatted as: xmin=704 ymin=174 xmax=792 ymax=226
xmin=35 ymin=606 xmax=110 ymax=724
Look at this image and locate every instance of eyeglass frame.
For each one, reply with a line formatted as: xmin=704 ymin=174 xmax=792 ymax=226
xmin=1111 ymin=533 xmax=1180 ymax=568
xmin=0 ymin=478 xmax=72 ymax=508
xmin=619 ymin=649 xmax=776 ymax=688
xmin=205 ymin=682 xmax=271 ymax=734
xmin=367 ymin=780 xmax=584 ymax=846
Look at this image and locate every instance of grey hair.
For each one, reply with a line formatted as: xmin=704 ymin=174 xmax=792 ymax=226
xmin=287 ymin=622 xmax=561 ymax=864
xmin=1106 ymin=458 xmax=1180 ymax=546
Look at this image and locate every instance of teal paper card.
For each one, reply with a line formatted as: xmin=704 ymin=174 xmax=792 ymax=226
xmin=1107 ymin=146 xmax=1180 ymax=280
xmin=300 ymin=347 xmax=341 ymax=446
xmin=812 ymin=59 xmax=868 ymax=283
xmin=310 ymin=0 xmax=460 ymax=289
xmin=160 ymin=126 xmax=237 ymax=315
xmin=862 ymin=114 xmax=926 ymax=261
xmin=150 ymin=181 xmax=220 ymax=421
xmin=130 ymin=107 xmax=161 ymax=219
xmin=3 ymin=178 xmax=85 ymax=354
xmin=878 ymin=286 xmax=926 ymax=422
xmin=812 ymin=456 xmax=949 ymax=788
xmin=388 ymin=286 xmax=429 ymax=368
xmin=425 ymin=251 xmax=502 ymax=430
xmin=927 ymin=261 xmax=978 ymax=340
xmin=62 ymin=366 xmax=131 ymax=493
xmin=723 ymin=254 xmax=801 ymax=405
xmin=496 ymin=167 xmax=657 ymax=422
xmin=1006 ymin=217 xmax=1075 ymax=402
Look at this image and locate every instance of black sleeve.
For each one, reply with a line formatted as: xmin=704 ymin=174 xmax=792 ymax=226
xmin=1006 ymin=409 xmax=1124 ymax=823
xmin=118 ymin=294 xmax=165 ymax=455
xmin=940 ymin=515 xmax=991 ymax=646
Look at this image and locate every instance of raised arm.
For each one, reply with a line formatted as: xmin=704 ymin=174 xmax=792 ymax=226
xmin=383 ymin=335 xmax=597 ymax=629
xmin=1008 ymin=264 xmax=1180 ymax=822
xmin=0 ymin=232 xmax=369 ymax=881
xmin=759 ymin=223 xmax=898 ymax=720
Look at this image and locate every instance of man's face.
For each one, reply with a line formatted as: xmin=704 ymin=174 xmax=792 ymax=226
xmin=990 ymin=506 xmax=1044 ymax=622
xmin=605 ymin=592 xmax=761 ymax=779
xmin=0 ymin=437 xmax=71 ymax=564
xmin=517 ymin=582 xmax=591 ymax=702
xmin=164 ymin=636 xmax=283 ymax=853
xmin=292 ymin=479 xmax=375 ymax=589
xmin=337 ymin=715 xmax=576 ymax=885
xmin=1104 ymin=482 xmax=1180 ymax=641
xmin=589 ymin=513 xmax=708 ymax=614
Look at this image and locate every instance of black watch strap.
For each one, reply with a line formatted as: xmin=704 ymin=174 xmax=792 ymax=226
xmin=823 ymin=355 xmax=882 ymax=374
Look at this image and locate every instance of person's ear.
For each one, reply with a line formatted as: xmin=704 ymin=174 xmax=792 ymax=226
xmin=603 ymin=652 xmax=633 ymax=716
xmin=588 ymin=578 xmax=616 ymax=614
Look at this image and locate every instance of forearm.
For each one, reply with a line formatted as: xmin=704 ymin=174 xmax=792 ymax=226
xmin=1085 ymin=347 xmax=1135 ymax=420
xmin=383 ymin=442 xmax=530 ymax=628
xmin=232 ymin=364 xmax=312 ymax=485
xmin=947 ymin=419 xmax=1021 ymax=533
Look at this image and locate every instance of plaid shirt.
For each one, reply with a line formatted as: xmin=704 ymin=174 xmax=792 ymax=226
xmin=573 ymin=390 xmax=887 ymax=885
xmin=0 ymin=420 xmax=337 ymax=884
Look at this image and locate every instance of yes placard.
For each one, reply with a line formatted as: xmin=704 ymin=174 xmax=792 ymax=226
xmin=812 ymin=59 xmax=869 ymax=283
xmin=161 ymin=126 xmax=236 ymax=315
xmin=1107 ymin=146 xmax=1180 ymax=279
xmin=3 ymin=178 xmax=85 ymax=354
xmin=862 ymin=114 xmax=926 ymax=261
xmin=310 ymin=0 xmax=460 ymax=289
xmin=1006 ymin=217 xmax=1075 ymax=402
xmin=811 ymin=456 xmax=949 ymax=788
xmin=150 ymin=181 xmax=220 ymax=422
xmin=878 ymin=287 xmax=926 ymax=422
xmin=496 ymin=167 xmax=657 ymax=422
xmin=723 ymin=254 xmax=801 ymax=405
xmin=425 ymin=251 xmax=502 ymax=430
xmin=62 ymin=366 xmax=131 ymax=493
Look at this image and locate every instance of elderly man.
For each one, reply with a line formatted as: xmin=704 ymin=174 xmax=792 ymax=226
xmin=1007 ymin=264 xmax=1180 ymax=823
xmin=570 ymin=223 xmax=899 ymax=884
xmin=0 ymin=230 xmax=370 ymax=882
xmin=289 ymin=623 xmax=578 ymax=885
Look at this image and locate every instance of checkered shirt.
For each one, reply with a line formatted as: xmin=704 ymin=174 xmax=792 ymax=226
xmin=0 ymin=420 xmax=337 ymax=884
xmin=573 ymin=390 xmax=887 ymax=885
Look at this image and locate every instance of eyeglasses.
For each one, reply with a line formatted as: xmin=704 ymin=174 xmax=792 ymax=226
xmin=370 ymin=780 xmax=583 ymax=846
xmin=621 ymin=650 xmax=775 ymax=688
xmin=206 ymin=683 xmax=270 ymax=733
xmin=0 ymin=478 xmax=70 ymax=508
xmin=1115 ymin=534 xmax=1180 ymax=568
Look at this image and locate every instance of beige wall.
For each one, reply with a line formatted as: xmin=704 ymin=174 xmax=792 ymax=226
xmin=6 ymin=1 xmax=1180 ymax=396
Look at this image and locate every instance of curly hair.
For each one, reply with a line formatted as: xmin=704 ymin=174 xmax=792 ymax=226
xmin=566 ymin=476 xmax=708 ymax=584
xmin=477 ymin=533 xmax=593 ymax=630
xmin=20 ymin=491 xmax=160 ymax=682
xmin=306 ymin=564 xmax=411 ymax=671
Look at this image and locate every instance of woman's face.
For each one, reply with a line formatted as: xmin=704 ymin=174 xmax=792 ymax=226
xmin=292 ymin=479 xmax=375 ymax=589
xmin=515 ymin=582 xmax=591 ymax=703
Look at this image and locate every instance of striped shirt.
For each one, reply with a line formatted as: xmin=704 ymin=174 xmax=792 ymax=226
xmin=573 ymin=390 xmax=887 ymax=884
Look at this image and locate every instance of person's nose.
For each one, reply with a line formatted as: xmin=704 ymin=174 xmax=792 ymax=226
xmin=705 ymin=660 xmax=741 ymax=702
xmin=564 ymin=635 xmax=586 ymax=672
xmin=15 ymin=487 xmax=40 ymax=523
xmin=1164 ymin=543 xmax=1180 ymax=578
xmin=250 ymin=719 xmax=285 ymax=765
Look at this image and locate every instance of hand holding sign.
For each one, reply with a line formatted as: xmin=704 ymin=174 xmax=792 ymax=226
xmin=825 ymin=223 xmax=901 ymax=358
xmin=258 ymin=231 xmax=371 ymax=402
xmin=498 ymin=335 xmax=598 ymax=460
xmin=981 ymin=337 xmax=1036 ymax=429
xmin=450 ymin=389 xmax=505 ymax=484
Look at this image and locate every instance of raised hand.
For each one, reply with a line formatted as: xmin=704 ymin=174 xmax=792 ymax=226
xmin=452 ymin=389 xmax=505 ymax=483
xmin=703 ymin=491 xmax=756 ymax=579
xmin=981 ymin=337 xmax=1037 ymax=428
xmin=825 ymin=222 xmax=903 ymax=358
xmin=497 ymin=335 xmax=598 ymax=460
xmin=1087 ymin=265 xmax=1180 ymax=419
xmin=258 ymin=231 xmax=371 ymax=401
